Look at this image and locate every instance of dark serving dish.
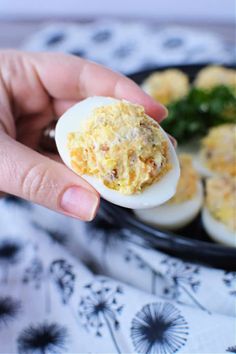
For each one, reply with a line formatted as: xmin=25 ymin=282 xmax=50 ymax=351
xmin=41 ymin=63 xmax=236 ymax=270
xmin=98 ymin=64 xmax=236 ymax=271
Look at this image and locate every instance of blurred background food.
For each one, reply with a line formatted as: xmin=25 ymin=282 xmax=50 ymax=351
xmin=138 ymin=65 xmax=236 ymax=245
xmin=202 ymin=174 xmax=236 ymax=247
xmin=1 ymin=0 xmax=235 ymax=246
xmin=144 ymin=66 xmax=236 ymax=143
xmin=134 ymin=154 xmax=203 ymax=230
xmin=195 ymin=66 xmax=236 ymax=91
xmin=196 ymin=123 xmax=236 ymax=178
xmin=142 ymin=69 xmax=190 ymax=105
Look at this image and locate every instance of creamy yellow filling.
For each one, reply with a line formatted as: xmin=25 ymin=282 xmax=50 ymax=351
xmin=195 ymin=65 xmax=236 ymax=92
xmin=206 ymin=175 xmax=236 ymax=232
xmin=168 ymin=154 xmax=199 ymax=204
xmin=67 ymin=101 xmax=171 ymax=195
xmin=201 ymin=124 xmax=236 ymax=176
xmin=143 ymin=69 xmax=189 ymax=105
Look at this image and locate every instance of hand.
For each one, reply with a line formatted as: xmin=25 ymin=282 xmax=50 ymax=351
xmin=0 ymin=50 xmax=167 ymax=221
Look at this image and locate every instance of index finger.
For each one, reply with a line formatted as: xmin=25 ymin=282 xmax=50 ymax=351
xmin=30 ymin=52 xmax=167 ymax=121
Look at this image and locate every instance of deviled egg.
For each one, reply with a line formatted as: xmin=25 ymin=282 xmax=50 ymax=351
xmin=142 ymin=69 xmax=189 ymax=105
xmin=55 ymin=97 xmax=180 ymax=209
xmin=194 ymin=124 xmax=236 ymax=178
xmin=202 ymin=175 xmax=236 ymax=247
xmin=194 ymin=65 xmax=236 ymax=92
xmin=134 ymin=154 xmax=203 ymax=230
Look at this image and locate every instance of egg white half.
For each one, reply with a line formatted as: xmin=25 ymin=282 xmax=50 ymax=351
xmin=193 ymin=155 xmax=214 ymax=178
xmin=202 ymin=207 xmax=236 ymax=247
xmin=177 ymin=142 xmax=211 ymax=179
xmin=55 ymin=96 xmax=180 ymax=209
xmin=134 ymin=181 xmax=203 ymax=230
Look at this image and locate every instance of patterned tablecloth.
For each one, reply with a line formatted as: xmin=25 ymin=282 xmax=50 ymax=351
xmin=0 ymin=21 xmax=236 ymax=354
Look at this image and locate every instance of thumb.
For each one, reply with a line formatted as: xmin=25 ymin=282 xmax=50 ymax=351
xmin=0 ymin=132 xmax=100 ymax=221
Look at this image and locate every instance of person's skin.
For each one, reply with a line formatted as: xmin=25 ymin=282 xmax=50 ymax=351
xmin=0 ymin=50 xmax=167 ymax=221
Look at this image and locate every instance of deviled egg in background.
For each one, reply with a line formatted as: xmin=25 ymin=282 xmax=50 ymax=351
xmin=137 ymin=65 xmax=235 ymax=246
xmin=55 ymin=96 xmax=180 ymax=209
xmin=134 ymin=154 xmax=203 ymax=230
xmin=194 ymin=65 xmax=236 ymax=92
xmin=194 ymin=124 xmax=236 ymax=178
xmin=142 ymin=69 xmax=189 ymax=105
xmin=202 ymin=175 xmax=236 ymax=247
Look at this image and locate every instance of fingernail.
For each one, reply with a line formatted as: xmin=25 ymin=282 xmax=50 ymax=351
xmin=60 ymin=186 xmax=99 ymax=221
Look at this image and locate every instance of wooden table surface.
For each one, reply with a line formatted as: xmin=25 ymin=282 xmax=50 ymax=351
xmin=0 ymin=20 xmax=235 ymax=49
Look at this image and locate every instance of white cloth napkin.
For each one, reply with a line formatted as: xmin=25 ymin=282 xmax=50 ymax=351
xmin=0 ymin=196 xmax=235 ymax=353
xmin=23 ymin=21 xmax=235 ymax=74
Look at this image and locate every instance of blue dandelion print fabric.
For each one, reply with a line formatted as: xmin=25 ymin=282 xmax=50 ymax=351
xmin=1 ymin=21 xmax=236 ymax=353
xmin=23 ymin=21 xmax=235 ymax=73
xmin=17 ymin=323 xmax=69 ymax=354
xmin=130 ymin=302 xmax=189 ymax=354
xmin=0 ymin=197 xmax=236 ymax=353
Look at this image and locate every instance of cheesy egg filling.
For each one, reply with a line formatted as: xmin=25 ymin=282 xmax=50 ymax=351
xmin=168 ymin=154 xmax=199 ymax=204
xmin=206 ymin=175 xmax=236 ymax=232
xmin=67 ymin=101 xmax=171 ymax=195
xmin=201 ymin=124 xmax=236 ymax=176
xmin=143 ymin=69 xmax=189 ymax=105
xmin=195 ymin=65 xmax=236 ymax=91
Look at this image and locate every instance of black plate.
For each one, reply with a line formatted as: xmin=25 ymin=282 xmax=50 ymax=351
xmin=99 ymin=64 xmax=236 ymax=271
xmin=128 ymin=63 xmax=235 ymax=85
